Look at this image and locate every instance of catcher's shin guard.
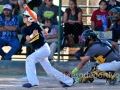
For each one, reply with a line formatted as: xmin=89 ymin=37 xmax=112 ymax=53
xmin=75 ymin=64 xmax=98 ymax=83
xmin=82 ymin=76 xmax=94 ymax=83
xmin=75 ymin=76 xmax=94 ymax=83
xmin=105 ymin=71 xmax=117 ymax=85
xmin=75 ymin=72 xmax=94 ymax=83
xmin=92 ymin=69 xmax=116 ymax=85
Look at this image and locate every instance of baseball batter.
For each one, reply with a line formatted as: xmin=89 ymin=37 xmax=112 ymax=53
xmin=21 ymin=10 xmax=74 ymax=88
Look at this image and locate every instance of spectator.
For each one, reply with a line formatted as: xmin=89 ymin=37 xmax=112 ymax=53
xmin=62 ymin=0 xmax=83 ymax=44
xmin=109 ymin=7 xmax=120 ymax=42
xmin=91 ymin=0 xmax=110 ymax=31
xmin=0 ymin=0 xmax=10 ymax=4
xmin=0 ymin=4 xmax=21 ymax=60
xmin=37 ymin=0 xmax=63 ymax=30
xmin=42 ymin=18 xmax=58 ymax=61
xmin=0 ymin=0 xmax=10 ymax=13
xmin=107 ymin=0 xmax=120 ymax=10
xmin=13 ymin=0 xmax=26 ymax=32
xmin=12 ymin=0 xmax=27 ymax=54
xmin=9 ymin=0 xmax=18 ymax=10
xmin=27 ymin=0 xmax=42 ymax=10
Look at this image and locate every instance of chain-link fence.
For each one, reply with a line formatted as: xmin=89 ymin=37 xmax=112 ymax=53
xmin=0 ymin=0 xmax=120 ymax=61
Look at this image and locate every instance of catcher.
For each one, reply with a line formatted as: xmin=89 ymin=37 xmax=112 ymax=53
xmin=21 ymin=10 xmax=74 ymax=88
xmin=71 ymin=29 xmax=120 ymax=85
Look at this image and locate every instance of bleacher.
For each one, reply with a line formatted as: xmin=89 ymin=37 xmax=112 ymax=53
xmin=0 ymin=4 xmax=99 ymax=61
xmin=0 ymin=1 xmax=111 ymax=61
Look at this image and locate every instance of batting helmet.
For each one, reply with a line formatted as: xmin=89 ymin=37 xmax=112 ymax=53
xmin=22 ymin=10 xmax=37 ymax=22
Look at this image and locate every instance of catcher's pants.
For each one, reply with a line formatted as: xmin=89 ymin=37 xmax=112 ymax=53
xmin=97 ymin=60 xmax=120 ymax=71
xmin=26 ymin=43 xmax=73 ymax=86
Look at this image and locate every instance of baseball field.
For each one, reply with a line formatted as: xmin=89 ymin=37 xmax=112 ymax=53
xmin=0 ymin=75 xmax=120 ymax=90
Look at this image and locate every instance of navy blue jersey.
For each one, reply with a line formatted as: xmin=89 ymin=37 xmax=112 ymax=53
xmin=21 ymin=23 xmax=46 ymax=50
xmin=113 ymin=23 xmax=120 ymax=41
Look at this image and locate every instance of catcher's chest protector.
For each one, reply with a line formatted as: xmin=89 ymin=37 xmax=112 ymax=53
xmin=84 ymin=42 xmax=114 ymax=64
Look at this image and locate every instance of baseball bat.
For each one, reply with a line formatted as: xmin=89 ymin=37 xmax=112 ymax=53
xmin=23 ymin=4 xmax=48 ymax=33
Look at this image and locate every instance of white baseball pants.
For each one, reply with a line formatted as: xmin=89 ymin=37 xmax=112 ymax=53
xmin=97 ymin=60 xmax=120 ymax=71
xmin=26 ymin=43 xmax=73 ymax=86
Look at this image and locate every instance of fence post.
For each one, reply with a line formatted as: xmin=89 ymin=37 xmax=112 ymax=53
xmin=57 ymin=0 xmax=62 ymax=62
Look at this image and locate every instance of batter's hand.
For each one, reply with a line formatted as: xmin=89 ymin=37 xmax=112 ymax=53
xmin=33 ymin=29 xmax=38 ymax=36
xmin=26 ymin=35 xmax=31 ymax=41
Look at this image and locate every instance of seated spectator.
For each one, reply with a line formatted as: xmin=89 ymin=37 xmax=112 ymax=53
xmin=13 ymin=0 xmax=26 ymax=33
xmin=109 ymin=7 xmax=120 ymax=42
xmin=37 ymin=0 xmax=63 ymax=30
xmin=107 ymin=0 xmax=120 ymax=10
xmin=12 ymin=0 xmax=27 ymax=53
xmin=9 ymin=0 xmax=18 ymax=10
xmin=91 ymin=0 xmax=110 ymax=31
xmin=27 ymin=0 xmax=42 ymax=10
xmin=0 ymin=4 xmax=21 ymax=60
xmin=0 ymin=0 xmax=10 ymax=13
xmin=0 ymin=0 xmax=10 ymax=4
xmin=42 ymin=18 xmax=58 ymax=61
xmin=62 ymin=0 xmax=83 ymax=44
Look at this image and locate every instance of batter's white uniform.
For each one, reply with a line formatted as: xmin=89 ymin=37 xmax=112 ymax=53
xmin=26 ymin=43 xmax=73 ymax=86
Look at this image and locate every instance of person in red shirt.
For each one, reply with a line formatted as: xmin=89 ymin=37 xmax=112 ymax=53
xmin=91 ymin=0 xmax=110 ymax=31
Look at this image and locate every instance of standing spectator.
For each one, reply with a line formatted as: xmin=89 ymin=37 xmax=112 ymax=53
xmin=37 ymin=0 xmax=63 ymax=30
xmin=62 ymin=0 xmax=83 ymax=44
xmin=27 ymin=0 xmax=42 ymax=10
xmin=91 ymin=0 xmax=110 ymax=31
xmin=0 ymin=4 xmax=21 ymax=60
xmin=107 ymin=0 xmax=120 ymax=10
xmin=42 ymin=18 xmax=58 ymax=61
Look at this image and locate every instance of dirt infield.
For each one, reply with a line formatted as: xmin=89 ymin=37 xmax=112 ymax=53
xmin=0 ymin=76 xmax=120 ymax=90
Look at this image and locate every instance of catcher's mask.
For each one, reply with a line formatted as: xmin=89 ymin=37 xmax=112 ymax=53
xmin=81 ymin=30 xmax=97 ymax=47
xmin=109 ymin=7 xmax=120 ymax=23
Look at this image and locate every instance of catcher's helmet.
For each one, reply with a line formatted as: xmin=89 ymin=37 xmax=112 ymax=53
xmin=109 ymin=7 xmax=120 ymax=22
xmin=81 ymin=30 xmax=97 ymax=46
xmin=22 ymin=10 xmax=37 ymax=22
